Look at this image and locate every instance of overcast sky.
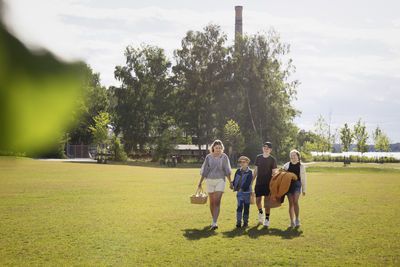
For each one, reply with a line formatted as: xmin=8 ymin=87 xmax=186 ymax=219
xmin=3 ymin=0 xmax=400 ymax=143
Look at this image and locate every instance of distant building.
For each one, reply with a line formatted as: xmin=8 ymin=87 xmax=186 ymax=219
xmin=173 ymin=144 xmax=209 ymax=158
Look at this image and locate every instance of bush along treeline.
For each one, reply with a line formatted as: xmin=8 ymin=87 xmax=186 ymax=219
xmin=313 ymin=155 xmax=400 ymax=164
xmin=293 ymin=113 xmax=394 ymax=162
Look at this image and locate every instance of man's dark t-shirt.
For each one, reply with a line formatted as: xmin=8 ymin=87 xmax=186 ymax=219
xmin=255 ymin=154 xmax=277 ymax=185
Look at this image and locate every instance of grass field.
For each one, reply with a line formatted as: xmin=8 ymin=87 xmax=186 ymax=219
xmin=1 ymin=157 xmax=399 ymax=266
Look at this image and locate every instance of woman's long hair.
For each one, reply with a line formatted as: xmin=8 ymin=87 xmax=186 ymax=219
xmin=290 ymin=149 xmax=301 ymax=164
xmin=209 ymin=139 xmax=224 ymax=153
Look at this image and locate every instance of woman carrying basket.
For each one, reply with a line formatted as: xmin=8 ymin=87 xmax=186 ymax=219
xmin=198 ymin=140 xmax=233 ymax=229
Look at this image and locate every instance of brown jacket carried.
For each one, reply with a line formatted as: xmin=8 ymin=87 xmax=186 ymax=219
xmin=264 ymin=170 xmax=298 ymax=208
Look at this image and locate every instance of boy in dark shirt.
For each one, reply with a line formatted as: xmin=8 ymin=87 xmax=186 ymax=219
xmin=252 ymin=142 xmax=277 ymax=227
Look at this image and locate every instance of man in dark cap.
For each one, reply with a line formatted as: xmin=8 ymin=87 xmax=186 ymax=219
xmin=252 ymin=142 xmax=277 ymax=227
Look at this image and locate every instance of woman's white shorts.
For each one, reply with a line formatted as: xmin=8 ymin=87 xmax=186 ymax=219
xmin=205 ymin=178 xmax=225 ymax=193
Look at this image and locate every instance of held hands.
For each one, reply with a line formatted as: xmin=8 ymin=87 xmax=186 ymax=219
xmin=302 ymin=192 xmax=306 ymax=196
xmin=229 ymin=181 xmax=234 ymax=190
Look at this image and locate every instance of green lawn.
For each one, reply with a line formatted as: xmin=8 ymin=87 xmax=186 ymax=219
xmin=0 ymin=157 xmax=399 ymax=266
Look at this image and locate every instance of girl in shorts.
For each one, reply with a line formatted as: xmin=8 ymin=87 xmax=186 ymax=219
xmin=282 ymin=150 xmax=306 ymax=227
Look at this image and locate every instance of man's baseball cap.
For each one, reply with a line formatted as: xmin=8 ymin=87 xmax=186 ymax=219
xmin=263 ymin=142 xmax=272 ymax=148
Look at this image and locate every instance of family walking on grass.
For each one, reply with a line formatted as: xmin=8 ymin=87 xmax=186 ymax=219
xmin=197 ymin=139 xmax=306 ymax=230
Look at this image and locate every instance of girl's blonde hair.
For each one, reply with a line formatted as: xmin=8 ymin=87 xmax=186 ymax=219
xmin=290 ymin=149 xmax=301 ymax=162
xmin=209 ymin=139 xmax=224 ymax=153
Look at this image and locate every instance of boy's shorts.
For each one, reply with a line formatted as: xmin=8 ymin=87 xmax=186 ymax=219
xmin=255 ymin=184 xmax=270 ymax=197
xmin=205 ymin=178 xmax=225 ymax=193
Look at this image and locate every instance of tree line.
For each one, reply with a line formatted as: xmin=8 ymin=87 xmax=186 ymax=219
xmin=3 ymin=21 xmax=393 ymax=164
xmin=57 ymin=24 xmax=394 ymax=163
xmin=298 ymin=115 xmax=392 ymax=161
xmin=58 ymin=24 xmax=300 ymax=163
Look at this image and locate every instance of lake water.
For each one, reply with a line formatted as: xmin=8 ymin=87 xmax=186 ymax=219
xmin=311 ymin=151 xmax=400 ymax=160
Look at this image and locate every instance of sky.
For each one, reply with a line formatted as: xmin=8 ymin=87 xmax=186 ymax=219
xmin=2 ymin=0 xmax=400 ymax=143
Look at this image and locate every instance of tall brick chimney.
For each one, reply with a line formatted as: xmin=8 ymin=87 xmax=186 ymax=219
xmin=235 ymin=6 xmax=243 ymax=40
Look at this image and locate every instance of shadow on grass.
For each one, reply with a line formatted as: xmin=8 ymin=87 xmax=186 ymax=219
xmin=222 ymin=225 xmax=303 ymax=240
xmin=221 ymin=227 xmax=250 ymax=238
xmin=182 ymin=226 xmax=218 ymax=240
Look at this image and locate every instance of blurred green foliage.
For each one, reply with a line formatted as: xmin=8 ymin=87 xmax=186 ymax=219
xmin=0 ymin=19 xmax=82 ymax=154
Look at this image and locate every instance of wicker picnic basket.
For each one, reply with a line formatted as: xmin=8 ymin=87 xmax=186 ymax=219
xmin=190 ymin=188 xmax=208 ymax=204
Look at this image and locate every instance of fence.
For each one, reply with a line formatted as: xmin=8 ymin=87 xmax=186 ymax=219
xmin=66 ymin=144 xmax=97 ymax=158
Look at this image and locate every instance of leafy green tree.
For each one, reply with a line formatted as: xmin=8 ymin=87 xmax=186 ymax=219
xmin=173 ymin=24 xmax=230 ymax=154
xmin=109 ymin=134 xmax=127 ymax=161
xmin=153 ymin=120 xmax=184 ymax=161
xmin=113 ymin=44 xmax=173 ymax=153
xmin=230 ymin=30 xmax=300 ymax=162
xmin=242 ymin=132 xmax=263 ymax=163
xmin=312 ymin=115 xmax=336 ymax=152
xmin=109 ymin=25 xmax=300 ymax=163
xmin=89 ymin=112 xmax=110 ymax=151
xmin=274 ymin=122 xmax=299 ymax=162
xmin=297 ymin=130 xmax=319 ymax=148
xmin=68 ymin=64 xmax=110 ymax=145
xmin=340 ymin=123 xmax=353 ymax=152
xmin=372 ymin=126 xmax=391 ymax=152
xmin=176 ymin=24 xmax=228 ymax=140
xmin=299 ymin=141 xmax=316 ymax=162
xmin=353 ymin=119 xmax=369 ymax=153
xmin=223 ymin=120 xmax=245 ymax=163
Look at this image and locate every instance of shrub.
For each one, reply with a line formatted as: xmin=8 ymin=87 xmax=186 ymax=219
xmin=300 ymin=151 xmax=313 ymax=162
xmin=110 ymin=135 xmax=127 ymax=162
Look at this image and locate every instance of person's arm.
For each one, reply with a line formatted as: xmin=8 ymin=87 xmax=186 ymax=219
xmin=227 ymin=174 xmax=233 ymax=189
xmin=252 ymin=166 xmax=258 ymax=183
xmin=200 ymin=155 xmax=209 ymax=176
xmin=282 ymin=162 xmax=289 ymax=171
xmin=252 ymin=156 xmax=259 ymax=184
xmin=198 ymin=176 xmax=206 ymax=190
xmin=272 ymin=158 xmax=278 ymax=174
xmin=223 ymin=154 xmax=233 ymax=189
xmin=198 ymin=156 xmax=209 ymax=190
xmin=300 ymin=164 xmax=306 ymax=196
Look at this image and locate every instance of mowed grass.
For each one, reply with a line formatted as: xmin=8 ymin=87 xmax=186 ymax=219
xmin=0 ymin=157 xmax=399 ymax=266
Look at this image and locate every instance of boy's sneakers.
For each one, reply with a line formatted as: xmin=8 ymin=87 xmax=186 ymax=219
xmin=211 ymin=223 xmax=218 ymax=230
xmin=242 ymin=223 xmax=248 ymax=228
xmin=263 ymin=219 xmax=270 ymax=227
xmin=289 ymin=221 xmax=295 ymax=227
xmin=295 ymin=218 xmax=301 ymax=227
xmin=236 ymin=222 xmax=241 ymax=228
xmin=258 ymin=213 xmax=263 ymax=224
